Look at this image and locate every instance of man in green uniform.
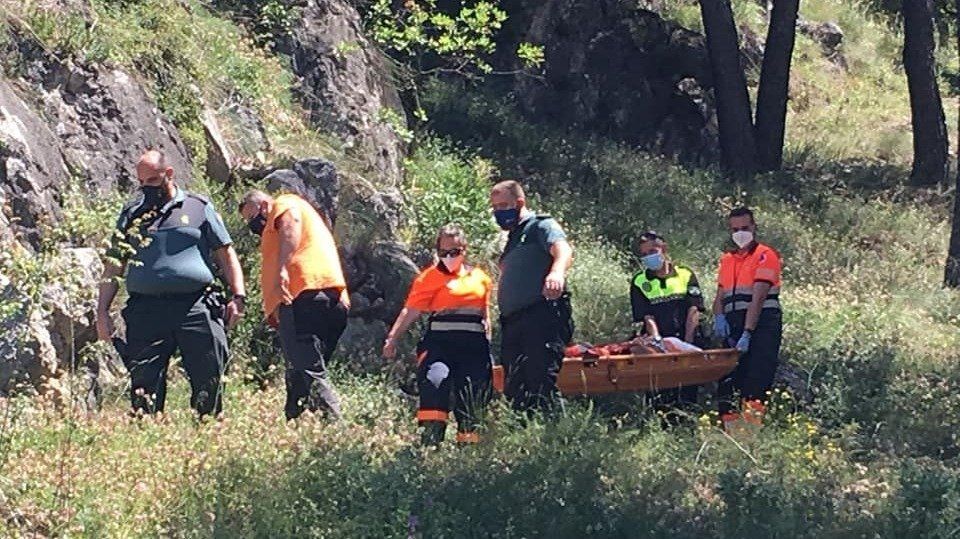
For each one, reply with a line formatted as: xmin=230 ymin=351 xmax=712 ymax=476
xmin=96 ymin=150 xmax=246 ymax=417
xmin=492 ymin=180 xmax=574 ymax=414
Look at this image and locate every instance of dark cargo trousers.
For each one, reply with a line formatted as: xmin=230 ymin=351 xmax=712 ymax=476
xmin=717 ymin=308 xmax=783 ymax=415
xmin=416 ymin=331 xmax=492 ymax=444
xmin=121 ymin=291 xmax=227 ymax=416
xmin=278 ymin=289 xmax=347 ymax=420
xmin=500 ymin=294 xmax=574 ymax=414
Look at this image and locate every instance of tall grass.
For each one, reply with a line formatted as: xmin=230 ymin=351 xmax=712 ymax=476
xmin=4 ymin=376 xmax=960 ymax=537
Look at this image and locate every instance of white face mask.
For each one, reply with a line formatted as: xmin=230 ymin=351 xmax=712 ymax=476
xmin=732 ymin=230 xmax=754 ymax=248
xmin=441 ymin=255 xmax=464 ymax=272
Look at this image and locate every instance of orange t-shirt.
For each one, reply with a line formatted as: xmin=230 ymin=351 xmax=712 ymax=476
xmin=404 ymin=265 xmax=492 ymax=312
xmin=260 ymin=194 xmax=346 ymax=317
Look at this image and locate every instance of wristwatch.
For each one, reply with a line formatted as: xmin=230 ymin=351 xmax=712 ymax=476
xmin=231 ymin=294 xmax=246 ymax=309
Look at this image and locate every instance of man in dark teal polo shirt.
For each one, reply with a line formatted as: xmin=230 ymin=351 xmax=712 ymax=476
xmin=492 ymin=179 xmax=574 ymax=414
xmin=96 ymin=150 xmax=246 ymax=417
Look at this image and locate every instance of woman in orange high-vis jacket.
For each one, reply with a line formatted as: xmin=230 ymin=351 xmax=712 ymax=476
xmin=383 ymin=225 xmax=493 ymax=445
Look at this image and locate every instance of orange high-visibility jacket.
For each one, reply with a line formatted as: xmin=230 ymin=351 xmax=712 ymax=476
xmin=405 ymin=265 xmax=492 ymax=313
xmin=717 ymin=243 xmax=782 ymax=314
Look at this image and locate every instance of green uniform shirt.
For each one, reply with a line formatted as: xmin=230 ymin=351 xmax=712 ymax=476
xmin=110 ymin=188 xmax=232 ymax=295
xmin=498 ymin=214 xmax=567 ymax=317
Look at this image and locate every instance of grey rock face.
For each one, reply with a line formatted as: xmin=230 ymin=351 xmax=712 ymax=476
xmin=25 ymin=55 xmax=192 ymax=190
xmin=1 ymin=34 xmax=192 ymax=248
xmin=265 ymin=158 xmax=341 ymax=227
xmin=0 ymin=78 xmax=69 ymax=247
xmin=42 ymin=247 xmax=102 ymax=365
xmin=202 ymin=108 xmax=234 ymax=184
xmin=0 ymin=247 xmax=102 ymax=397
xmin=282 ymin=0 xmax=407 ymax=187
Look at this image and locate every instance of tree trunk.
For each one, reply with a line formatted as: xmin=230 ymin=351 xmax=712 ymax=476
xmin=754 ymin=0 xmax=800 ymax=172
xmin=699 ymin=0 xmax=757 ymax=180
xmin=903 ymin=0 xmax=949 ymax=186
xmin=944 ymin=0 xmax=960 ymax=287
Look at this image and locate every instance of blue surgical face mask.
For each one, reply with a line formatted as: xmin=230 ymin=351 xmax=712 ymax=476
xmin=641 ymin=252 xmax=665 ymax=271
xmin=494 ymin=207 xmax=521 ymax=230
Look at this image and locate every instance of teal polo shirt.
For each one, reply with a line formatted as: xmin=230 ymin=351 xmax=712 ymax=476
xmin=110 ymin=187 xmax=232 ymax=295
xmin=497 ymin=214 xmax=567 ymax=317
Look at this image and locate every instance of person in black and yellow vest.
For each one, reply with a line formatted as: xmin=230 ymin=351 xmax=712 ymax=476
xmin=630 ymin=231 xmax=705 ymax=409
xmin=383 ymin=225 xmax=494 ymax=446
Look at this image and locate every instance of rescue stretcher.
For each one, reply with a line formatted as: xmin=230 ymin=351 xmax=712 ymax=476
xmin=491 ymin=348 xmax=739 ymax=396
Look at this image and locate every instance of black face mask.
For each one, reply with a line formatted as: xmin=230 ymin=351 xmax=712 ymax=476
xmin=247 ymin=212 xmax=267 ymax=236
xmin=140 ymin=185 xmax=167 ymax=208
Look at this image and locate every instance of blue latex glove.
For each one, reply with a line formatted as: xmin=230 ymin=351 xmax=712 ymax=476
xmin=736 ymin=330 xmax=752 ymax=353
xmin=713 ymin=314 xmax=730 ymax=339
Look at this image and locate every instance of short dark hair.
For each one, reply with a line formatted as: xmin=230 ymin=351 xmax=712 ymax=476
xmin=436 ymin=224 xmax=468 ymax=251
xmin=728 ymin=207 xmax=755 ymax=223
xmin=634 ymin=230 xmax=665 ymax=253
xmin=491 ymin=179 xmax=525 ymax=199
xmin=638 ymin=230 xmax=664 ymax=243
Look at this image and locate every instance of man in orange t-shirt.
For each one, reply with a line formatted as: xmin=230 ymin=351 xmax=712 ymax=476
xmin=713 ymin=207 xmax=784 ymax=430
xmin=240 ymin=189 xmax=349 ymax=420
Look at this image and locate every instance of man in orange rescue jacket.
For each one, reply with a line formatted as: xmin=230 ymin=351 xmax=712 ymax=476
xmin=713 ymin=207 xmax=783 ymax=431
xmin=240 ymin=190 xmax=350 ymax=420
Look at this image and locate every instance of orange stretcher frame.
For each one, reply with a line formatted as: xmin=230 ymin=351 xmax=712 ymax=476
xmin=491 ymin=349 xmax=739 ymax=396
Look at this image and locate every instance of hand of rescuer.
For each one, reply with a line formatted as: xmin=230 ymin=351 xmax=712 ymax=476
xmin=224 ymin=297 xmax=244 ymax=329
xmin=382 ymin=337 xmax=397 ymax=360
xmin=713 ymin=313 xmax=730 ymax=339
xmin=278 ymin=266 xmax=293 ymax=305
xmin=736 ymin=330 xmax=752 ymax=353
xmin=542 ymin=270 xmax=565 ymax=300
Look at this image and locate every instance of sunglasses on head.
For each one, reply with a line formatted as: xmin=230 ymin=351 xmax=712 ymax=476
xmin=438 ymin=248 xmax=464 ymax=257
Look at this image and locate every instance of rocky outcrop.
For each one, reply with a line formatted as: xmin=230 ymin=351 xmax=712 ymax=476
xmin=493 ymin=0 xmax=719 ymax=164
xmin=0 ymin=272 xmax=57 ymax=395
xmin=18 ymin=42 xmax=192 ymax=188
xmin=1 ymin=33 xmax=192 ymax=248
xmin=265 ymin=158 xmax=341 ymax=226
xmin=0 ymin=78 xmax=68 ymax=247
xmin=282 ymin=0 xmax=407 ymax=188
xmin=0 ymin=247 xmax=105 ymax=399
xmin=0 ymin=31 xmax=192 ymax=394
xmin=798 ymin=19 xmax=846 ymax=69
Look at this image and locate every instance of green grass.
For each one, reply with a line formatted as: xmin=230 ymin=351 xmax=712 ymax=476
xmin=3 ymin=376 xmax=960 ymax=537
